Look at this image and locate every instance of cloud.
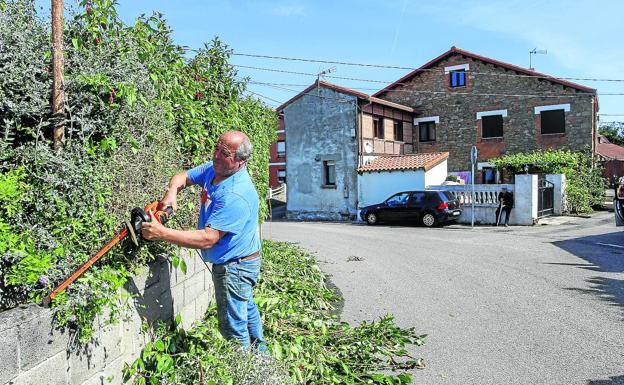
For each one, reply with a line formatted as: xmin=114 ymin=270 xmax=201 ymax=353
xmin=272 ymin=4 xmax=305 ymax=16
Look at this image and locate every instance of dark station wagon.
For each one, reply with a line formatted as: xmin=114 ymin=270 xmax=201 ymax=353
xmin=360 ymin=190 xmax=462 ymax=227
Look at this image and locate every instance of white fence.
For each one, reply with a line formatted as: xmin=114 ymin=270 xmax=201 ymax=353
xmin=431 ymin=184 xmax=514 ymax=206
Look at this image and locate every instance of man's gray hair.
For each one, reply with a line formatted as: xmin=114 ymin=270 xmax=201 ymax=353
xmin=235 ymin=138 xmax=253 ymax=161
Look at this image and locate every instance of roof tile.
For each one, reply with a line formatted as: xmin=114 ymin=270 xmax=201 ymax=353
xmin=357 ymin=152 xmax=449 ymax=173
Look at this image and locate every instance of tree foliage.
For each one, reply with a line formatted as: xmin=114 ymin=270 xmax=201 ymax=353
xmin=488 ymin=150 xmax=607 ymax=213
xmin=599 ymin=121 xmax=624 ymax=146
xmin=0 ymin=0 xmax=275 ymax=340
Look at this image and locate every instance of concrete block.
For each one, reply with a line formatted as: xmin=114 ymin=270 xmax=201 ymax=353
xmin=139 ymin=282 xmax=173 ymax=327
xmin=194 ymin=291 xmax=213 ymax=320
xmin=0 ymin=326 xmax=19 ymax=385
xmin=91 ymin=321 xmax=122 ymax=367
xmin=9 ymin=351 xmax=67 ymax=385
xmin=183 ymin=272 xmax=206 ymax=307
xmin=120 ymin=311 xmax=142 ymax=358
xmin=171 ymin=283 xmax=185 ymax=317
xmin=68 ymin=343 xmax=107 ymax=385
xmin=18 ymin=308 xmax=68 ymax=371
xmin=80 ymin=356 xmax=125 ymax=385
xmin=179 ymin=304 xmax=196 ymax=330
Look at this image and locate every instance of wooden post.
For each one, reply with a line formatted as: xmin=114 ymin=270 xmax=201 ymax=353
xmin=51 ymin=0 xmax=64 ymax=151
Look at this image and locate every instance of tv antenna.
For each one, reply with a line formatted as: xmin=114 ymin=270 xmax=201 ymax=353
xmin=529 ymin=48 xmax=547 ymax=70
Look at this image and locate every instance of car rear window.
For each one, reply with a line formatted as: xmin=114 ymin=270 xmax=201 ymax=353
xmin=440 ymin=191 xmax=456 ymax=201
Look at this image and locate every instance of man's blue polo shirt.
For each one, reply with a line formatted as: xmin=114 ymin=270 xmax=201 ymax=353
xmin=187 ymin=162 xmax=261 ymax=265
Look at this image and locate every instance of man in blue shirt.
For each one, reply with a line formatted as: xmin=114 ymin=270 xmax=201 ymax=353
xmin=141 ymin=131 xmax=266 ymax=352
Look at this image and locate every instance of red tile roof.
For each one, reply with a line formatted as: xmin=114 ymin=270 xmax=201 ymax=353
xmin=597 ymin=143 xmax=624 ymax=160
xmin=276 ymin=80 xmax=414 ymax=113
xmin=373 ymin=46 xmax=596 ymax=97
xmin=357 ymin=152 xmax=449 ymax=173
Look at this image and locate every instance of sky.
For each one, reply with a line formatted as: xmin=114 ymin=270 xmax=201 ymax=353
xmin=56 ymin=1 xmax=624 ymax=122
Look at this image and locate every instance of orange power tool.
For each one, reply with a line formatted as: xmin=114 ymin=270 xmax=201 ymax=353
xmin=42 ymin=201 xmax=173 ymax=307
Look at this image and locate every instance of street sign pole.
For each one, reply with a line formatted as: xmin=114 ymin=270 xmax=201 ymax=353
xmin=470 ymin=146 xmax=478 ymax=228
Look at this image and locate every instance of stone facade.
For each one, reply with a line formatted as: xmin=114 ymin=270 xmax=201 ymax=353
xmin=376 ymin=50 xmax=597 ymax=179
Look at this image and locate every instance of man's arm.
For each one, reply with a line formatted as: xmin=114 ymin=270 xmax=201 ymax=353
xmin=161 ymin=171 xmax=194 ymax=213
xmin=142 ymin=220 xmax=226 ymax=249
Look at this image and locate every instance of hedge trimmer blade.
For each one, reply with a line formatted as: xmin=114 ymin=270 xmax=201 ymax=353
xmin=41 ymin=202 xmax=173 ymax=307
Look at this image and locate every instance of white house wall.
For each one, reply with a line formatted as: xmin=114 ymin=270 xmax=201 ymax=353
xmin=285 ymin=86 xmax=359 ymax=220
xmin=424 ymin=160 xmax=448 ymax=187
xmin=357 ymin=170 xmax=425 ymax=208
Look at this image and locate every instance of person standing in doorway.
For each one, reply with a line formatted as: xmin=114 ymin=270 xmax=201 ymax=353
xmin=141 ymin=130 xmax=266 ymax=352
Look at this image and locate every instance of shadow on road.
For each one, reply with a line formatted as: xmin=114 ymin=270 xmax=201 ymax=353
xmin=587 ymin=374 xmax=624 ymax=385
xmin=551 ymin=231 xmax=624 ymax=318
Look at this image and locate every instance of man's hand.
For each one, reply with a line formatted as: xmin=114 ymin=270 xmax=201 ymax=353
xmin=160 ymin=191 xmax=178 ymax=214
xmin=141 ymin=210 xmax=168 ymax=241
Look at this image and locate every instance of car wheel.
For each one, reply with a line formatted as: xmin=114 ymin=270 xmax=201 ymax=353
xmin=366 ymin=212 xmax=378 ymax=225
xmin=421 ymin=212 xmax=437 ymax=227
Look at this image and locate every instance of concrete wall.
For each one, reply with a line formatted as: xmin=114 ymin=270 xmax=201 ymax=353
xmin=379 ymin=52 xmax=596 ymax=173
xmin=546 ymin=173 xmax=567 ymax=214
xmin=357 ymin=169 xmax=425 ymax=209
xmin=424 ymin=160 xmax=448 ymax=187
xmin=429 ymin=175 xmax=545 ymax=225
xmin=285 ymin=85 xmax=359 ymax=220
xmin=0 ymin=250 xmax=213 ymax=385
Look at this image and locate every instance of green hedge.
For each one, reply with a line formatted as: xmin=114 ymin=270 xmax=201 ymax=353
xmin=0 ymin=0 xmax=275 ymax=341
xmin=488 ymin=150 xmax=607 ymax=213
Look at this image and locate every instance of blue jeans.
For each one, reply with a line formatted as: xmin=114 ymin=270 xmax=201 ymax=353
xmin=212 ymin=256 xmax=267 ymax=352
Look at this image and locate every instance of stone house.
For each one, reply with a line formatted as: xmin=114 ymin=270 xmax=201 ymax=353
xmin=277 ymin=80 xmax=417 ymax=220
xmin=373 ymin=46 xmax=599 ymax=184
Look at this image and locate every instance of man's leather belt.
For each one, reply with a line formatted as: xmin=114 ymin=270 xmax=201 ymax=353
xmin=237 ymin=250 xmax=261 ymax=262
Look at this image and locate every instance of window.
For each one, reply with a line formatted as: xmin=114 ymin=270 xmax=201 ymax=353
xmin=277 ymin=170 xmax=286 ymax=183
xmin=450 ymin=70 xmax=466 ymax=88
xmin=482 ymin=115 xmax=503 ymax=138
xmin=386 ymin=192 xmax=410 ymax=206
xmin=393 ymin=121 xmax=403 ymax=141
xmin=277 ymin=140 xmax=286 ymax=157
xmin=373 ymin=117 xmax=384 ymax=139
xmin=419 ymin=121 xmax=436 ymax=142
xmin=540 ymin=109 xmax=565 ymax=134
xmin=323 ymin=160 xmax=336 ymax=186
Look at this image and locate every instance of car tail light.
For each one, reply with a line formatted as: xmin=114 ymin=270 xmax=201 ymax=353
xmin=437 ymin=201 xmax=448 ymax=210
xmin=618 ymin=185 xmax=624 ymax=199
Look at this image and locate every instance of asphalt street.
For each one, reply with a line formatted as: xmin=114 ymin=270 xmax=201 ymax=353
xmin=261 ymin=212 xmax=624 ymax=385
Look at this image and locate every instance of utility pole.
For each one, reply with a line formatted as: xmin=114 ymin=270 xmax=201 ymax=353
xmin=51 ymin=0 xmax=65 ymax=151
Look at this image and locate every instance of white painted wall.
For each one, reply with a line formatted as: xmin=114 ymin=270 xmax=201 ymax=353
xmin=514 ymin=174 xmax=538 ymax=225
xmin=424 ymin=160 xmax=448 ymax=188
xmin=358 ymin=170 xmax=425 ymax=208
xmin=546 ymin=174 xmax=566 ymax=215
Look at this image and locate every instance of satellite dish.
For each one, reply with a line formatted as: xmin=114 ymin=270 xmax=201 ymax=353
xmin=364 ymin=141 xmax=373 ymax=154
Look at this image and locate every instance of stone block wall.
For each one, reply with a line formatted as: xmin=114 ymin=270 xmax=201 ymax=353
xmin=0 ymin=249 xmax=214 ymax=385
xmin=378 ymin=53 xmax=596 ymax=172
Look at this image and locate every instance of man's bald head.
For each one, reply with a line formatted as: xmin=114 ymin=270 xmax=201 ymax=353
xmin=219 ymin=131 xmax=252 ymax=162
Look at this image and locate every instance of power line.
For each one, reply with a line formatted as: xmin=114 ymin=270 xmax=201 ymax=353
xmin=245 ymin=89 xmax=281 ymax=105
xmin=237 ymin=65 xmax=624 ymax=96
xmin=247 ymin=80 xmax=617 ymax=99
xmin=232 ymin=52 xmax=624 ymax=83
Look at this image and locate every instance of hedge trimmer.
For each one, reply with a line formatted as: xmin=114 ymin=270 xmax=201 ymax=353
xmin=42 ymin=201 xmax=173 ymax=307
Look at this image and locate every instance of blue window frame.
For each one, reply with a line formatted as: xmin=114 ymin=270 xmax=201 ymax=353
xmin=450 ymin=70 xmax=466 ymax=88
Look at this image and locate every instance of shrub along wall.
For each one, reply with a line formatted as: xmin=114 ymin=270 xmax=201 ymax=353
xmin=0 ymin=250 xmax=213 ymax=385
xmin=0 ymin=0 xmax=275 ymax=342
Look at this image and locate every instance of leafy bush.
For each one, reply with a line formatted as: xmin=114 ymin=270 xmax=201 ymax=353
xmin=488 ymin=150 xmax=607 ymax=213
xmin=0 ymin=0 xmax=275 ymax=341
xmin=124 ymin=241 xmax=426 ymax=385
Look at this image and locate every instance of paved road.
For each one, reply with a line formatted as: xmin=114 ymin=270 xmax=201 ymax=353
xmin=261 ymin=212 xmax=624 ymax=385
